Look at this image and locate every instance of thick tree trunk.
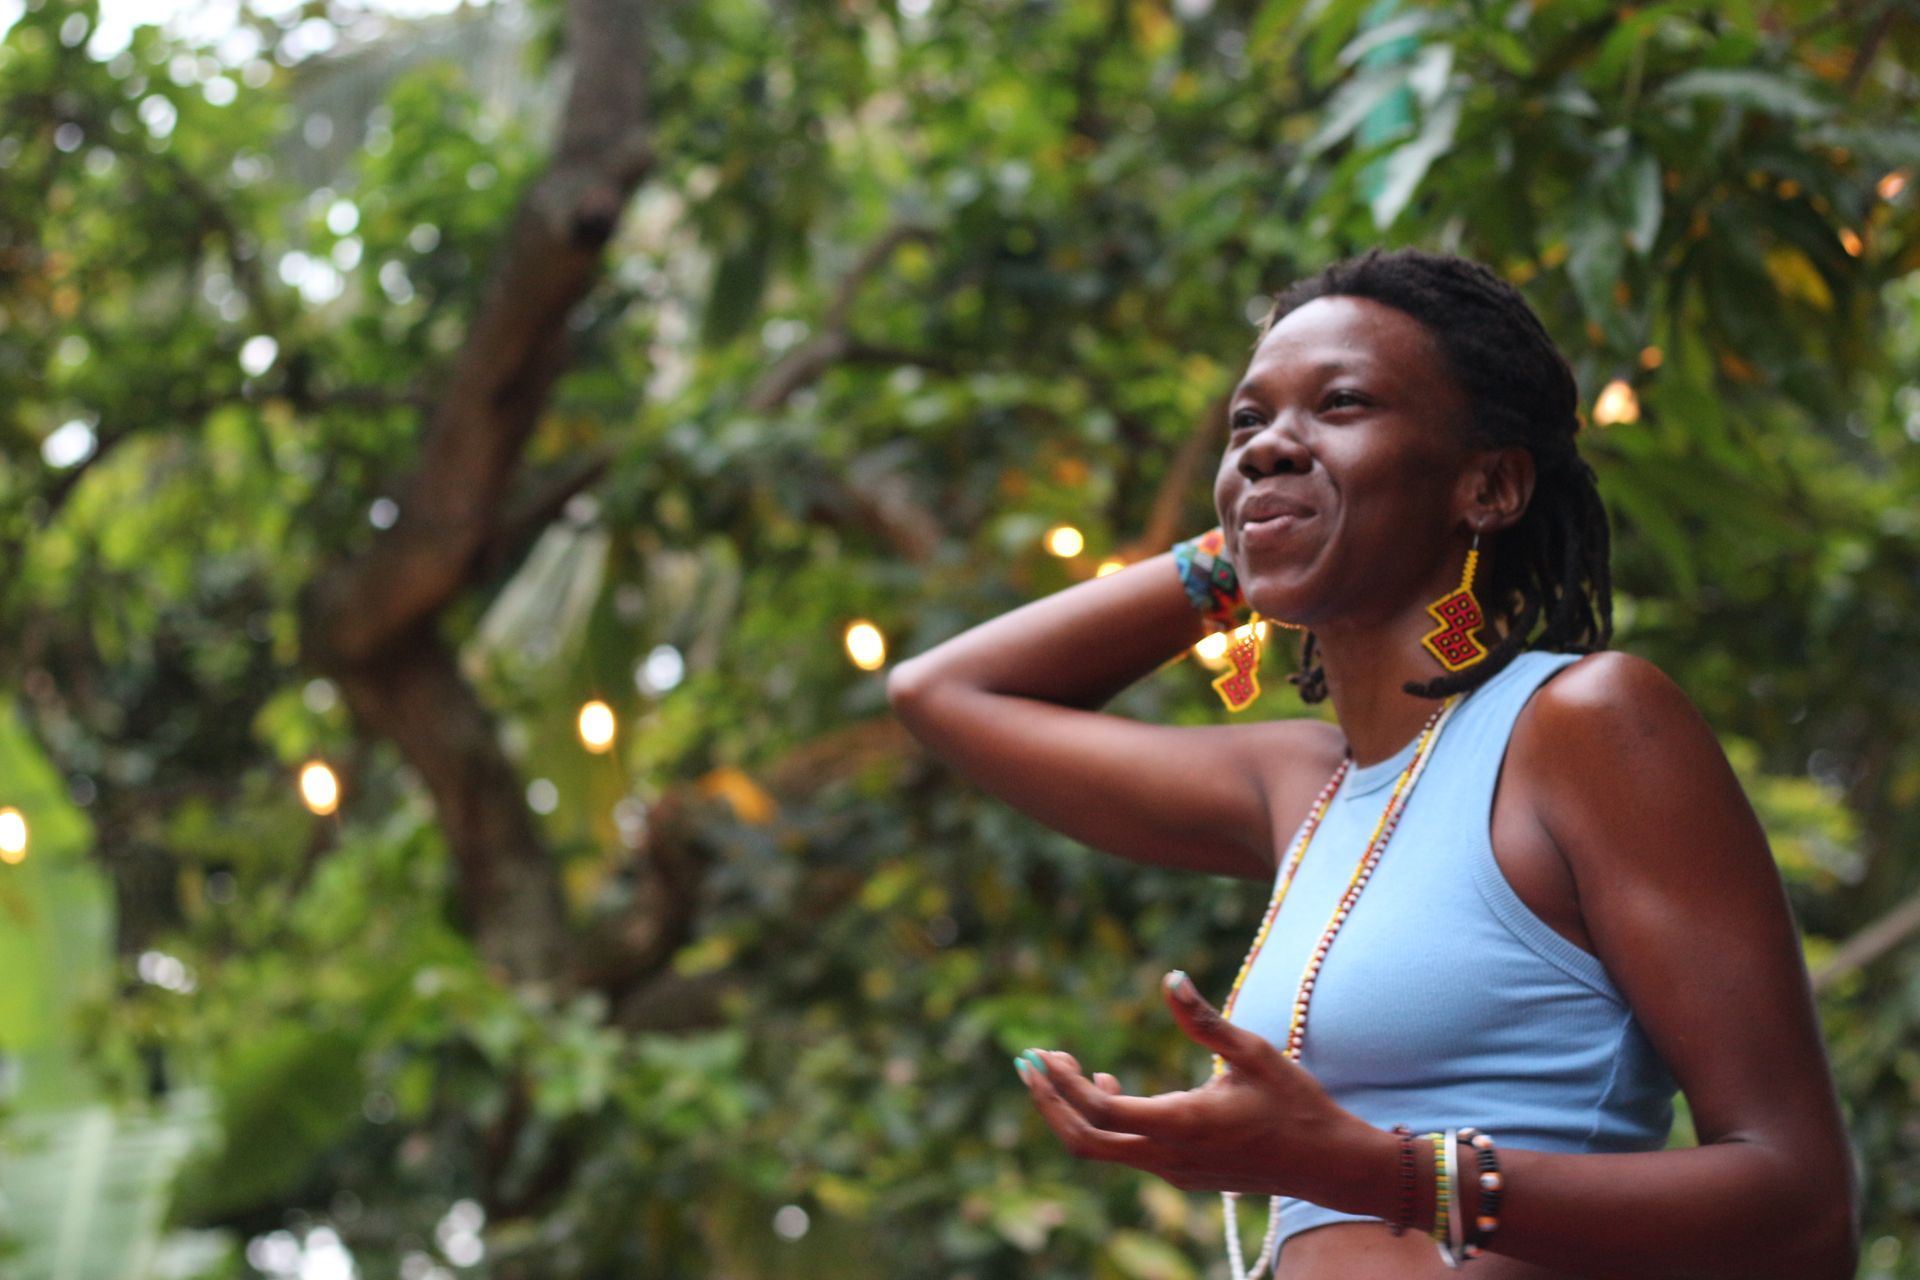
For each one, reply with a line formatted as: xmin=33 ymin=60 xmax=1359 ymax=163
xmin=299 ymin=0 xmax=653 ymax=985
xmin=333 ymin=629 xmax=570 ymax=982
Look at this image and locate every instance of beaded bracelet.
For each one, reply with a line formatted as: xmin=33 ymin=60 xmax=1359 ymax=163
xmin=1423 ymin=1131 xmax=1450 ymax=1258
xmin=1458 ymin=1127 xmax=1505 ymax=1258
xmin=1170 ymin=527 xmax=1245 ymax=631
xmin=1390 ymin=1125 xmax=1417 ymax=1236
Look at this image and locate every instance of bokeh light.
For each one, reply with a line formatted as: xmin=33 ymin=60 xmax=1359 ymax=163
xmin=0 ymin=808 xmax=26 ymax=864
xmin=845 ymin=621 xmax=887 ymax=671
xmin=1594 ymin=379 xmax=1640 ymax=427
xmin=298 ymin=762 xmax=340 ymax=816
xmin=577 ymin=700 xmax=616 ymax=753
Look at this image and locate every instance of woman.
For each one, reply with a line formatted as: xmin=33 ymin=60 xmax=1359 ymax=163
xmin=884 ymin=249 xmax=1859 ymax=1279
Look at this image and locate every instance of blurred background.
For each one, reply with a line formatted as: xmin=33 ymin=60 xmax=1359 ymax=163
xmin=1 ymin=0 xmax=1917 ymax=1275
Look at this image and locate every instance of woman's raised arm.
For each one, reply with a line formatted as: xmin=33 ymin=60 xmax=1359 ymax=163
xmin=885 ymin=547 xmax=1344 ymax=882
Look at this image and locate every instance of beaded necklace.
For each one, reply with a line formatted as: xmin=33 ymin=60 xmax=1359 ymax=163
xmin=1212 ymin=693 xmax=1464 ymax=1280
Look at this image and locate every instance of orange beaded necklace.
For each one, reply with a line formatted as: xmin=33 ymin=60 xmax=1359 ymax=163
xmin=1212 ymin=693 xmax=1464 ymax=1280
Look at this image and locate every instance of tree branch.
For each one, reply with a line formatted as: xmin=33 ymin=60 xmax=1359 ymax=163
xmin=475 ymin=449 xmax=616 ymax=580
xmin=1115 ymin=390 xmax=1229 ymax=562
xmin=1811 ymin=886 xmax=1920 ymax=994
xmin=577 ymin=717 xmax=917 ymax=1007
xmin=304 ymin=1 xmax=655 ymax=667
xmin=742 ymin=222 xmax=936 ymax=414
xmin=299 ymin=0 xmax=656 ymax=984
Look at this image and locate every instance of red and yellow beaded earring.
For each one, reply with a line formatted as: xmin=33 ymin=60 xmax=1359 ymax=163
xmin=1420 ymin=531 xmax=1488 ymax=672
xmin=1210 ymin=612 xmax=1305 ymax=713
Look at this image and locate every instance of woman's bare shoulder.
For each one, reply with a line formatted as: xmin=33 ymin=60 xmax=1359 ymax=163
xmin=1521 ymin=649 xmax=1711 ymax=751
xmin=1512 ymin=648 xmax=1743 ymax=860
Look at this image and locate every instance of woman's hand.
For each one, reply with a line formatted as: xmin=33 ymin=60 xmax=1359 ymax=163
xmin=1014 ymin=970 xmax=1385 ymax=1208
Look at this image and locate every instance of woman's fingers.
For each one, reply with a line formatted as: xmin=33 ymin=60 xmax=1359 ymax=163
xmin=1026 ymin=1048 xmax=1204 ymax=1142
xmin=1093 ymin=1071 xmax=1122 ymax=1095
xmin=1163 ymin=970 xmax=1281 ymax=1075
xmin=1016 ymin=1052 xmax=1164 ymax=1165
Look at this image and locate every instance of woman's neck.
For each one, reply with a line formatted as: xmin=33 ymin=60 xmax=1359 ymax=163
xmin=1311 ymin=601 xmax=1484 ymax=767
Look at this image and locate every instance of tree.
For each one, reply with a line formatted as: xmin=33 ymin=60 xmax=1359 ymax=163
xmin=2 ymin=0 xmax=1918 ymax=1274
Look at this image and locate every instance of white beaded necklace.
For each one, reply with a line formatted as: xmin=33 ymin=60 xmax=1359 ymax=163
xmin=1215 ymin=694 xmax=1463 ymax=1280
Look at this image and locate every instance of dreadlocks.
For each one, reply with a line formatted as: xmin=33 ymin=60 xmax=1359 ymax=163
xmin=1248 ymin=247 xmax=1614 ymax=704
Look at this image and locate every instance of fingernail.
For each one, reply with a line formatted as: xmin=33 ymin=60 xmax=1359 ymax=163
xmin=1022 ymin=1049 xmax=1050 ymax=1075
xmin=1013 ymin=1054 xmax=1030 ymax=1079
xmin=1165 ymin=970 xmax=1197 ymax=1003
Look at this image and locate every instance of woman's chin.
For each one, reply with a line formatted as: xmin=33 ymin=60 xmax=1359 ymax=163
xmin=1243 ymin=581 xmax=1318 ymax=629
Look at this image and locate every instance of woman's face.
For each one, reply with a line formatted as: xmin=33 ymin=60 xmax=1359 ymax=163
xmin=1213 ymin=293 xmax=1475 ymax=629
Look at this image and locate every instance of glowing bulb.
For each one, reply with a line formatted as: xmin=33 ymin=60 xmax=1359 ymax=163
xmin=845 ymin=621 xmax=887 ymax=671
xmin=1095 ymin=558 xmax=1126 ymax=577
xmin=1838 ymin=228 xmax=1863 ymax=257
xmin=299 ymin=762 xmax=340 ymax=816
xmin=1593 ymin=379 xmax=1640 ymax=427
xmin=1638 ymin=346 xmax=1663 ymax=370
xmin=1193 ymin=631 xmax=1230 ymax=662
xmin=1878 ymin=171 xmax=1907 ymax=200
xmin=0 ymin=808 xmax=26 ymax=864
xmin=1044 ymin=525 xmax=1085 ymax=558
xmin=577 ymin=700 xmax=616 ymax=753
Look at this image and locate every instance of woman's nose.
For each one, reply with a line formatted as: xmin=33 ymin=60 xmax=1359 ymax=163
xmin=1237 ymin=417 xmax=1312 ymax=479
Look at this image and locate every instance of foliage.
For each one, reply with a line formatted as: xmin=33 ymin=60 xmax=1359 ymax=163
xmin=2 ymin=0 xmax=1918 ymax=1275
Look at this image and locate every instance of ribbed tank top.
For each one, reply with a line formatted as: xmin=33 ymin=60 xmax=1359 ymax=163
xmin=1225 ymin=649 xmax=1677 ymax=1255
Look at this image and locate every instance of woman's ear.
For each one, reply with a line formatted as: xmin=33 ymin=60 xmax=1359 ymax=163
xmin=1460 ymin=444 xmax=1535 ymax=533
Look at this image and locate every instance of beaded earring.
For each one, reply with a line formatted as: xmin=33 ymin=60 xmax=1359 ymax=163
xmin=1420 ymin=531 xmax=1488 ymax=672
xmin=1209 ymin=612 xmax=1306 ymax=713
xmin=1210 ymin=613 xmax=1263 ymax=712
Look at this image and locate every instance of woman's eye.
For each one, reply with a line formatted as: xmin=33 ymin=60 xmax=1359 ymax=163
xmin=1323 ymin=390 xmax=1365 ymax=411
xmin=1230 ymin=410 xmax=1261 ymax=431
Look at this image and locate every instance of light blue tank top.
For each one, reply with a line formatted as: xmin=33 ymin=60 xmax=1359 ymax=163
xmin=1224 ymin=649 xmax=1677 ymax=1254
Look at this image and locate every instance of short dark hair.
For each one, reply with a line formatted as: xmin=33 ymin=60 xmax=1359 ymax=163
xmin=1250 ymin=247 xmax=1613 ymax=703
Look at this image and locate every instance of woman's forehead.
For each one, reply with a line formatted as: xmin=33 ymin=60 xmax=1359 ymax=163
xmin=1241 ymin=294 xmax=1442 ymax=390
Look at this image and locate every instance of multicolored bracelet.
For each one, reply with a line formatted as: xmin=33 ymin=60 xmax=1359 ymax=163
xmin=1458 ymin=1127 xmax=1505 ymax=1258
xmin=1424 ymin=1131 xmax=1450 ymax=1256
xmin=1390 ymin=1125 xmax=1417 ymax=1236
xmin=1171 ymin=526 xmax=1245 ymax=632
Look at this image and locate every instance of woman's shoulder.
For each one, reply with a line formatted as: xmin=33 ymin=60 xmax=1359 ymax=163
xmin=1524 ymin=647 xmax=1700 ymax=728
xmin=1511 ymin=647 xmax=1733 ymax=833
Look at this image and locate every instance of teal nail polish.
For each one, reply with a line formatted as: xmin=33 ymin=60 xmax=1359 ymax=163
xmin=1022 ymin=1049 xmax=1049 ymax=1075
xmin=1013 ymin=1054 xmax=1030 ymax=1078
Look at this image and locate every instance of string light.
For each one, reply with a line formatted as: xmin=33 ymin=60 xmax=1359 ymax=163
xmin=299 ymin=762 xmax=341 ymax=816
xmin=0 ymin=808 xmax=26 ymax=864
xmin=1638 ymin=346 xmax=1663 ymax=370
xmin=1839 ymin=228 xmax=1863 ymax=257
xmin=1043 ymin=525 xmax=1084 ymax=558
xmin=577 ymin=700 xmax=616 ymax=753
xmin=1095 ymin=558 xmax=1126 ymax=577
xmin=1879 ymin=171 xmax=1907 ymax=200
xmin=1193 ymin=619 xmax=1266 ymax=669
xmin=1593 ymin=379 xmax=1640 ymax=426
xmin=844 ymin=621 xmax=887 ymax=671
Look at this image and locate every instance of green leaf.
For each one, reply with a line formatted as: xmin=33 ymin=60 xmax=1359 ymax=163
xmin=0 ymin=1095 xmax=212 ymax=1280
xmin=1624 ymin=150 xmax=1662 ymax=255
xmin=1370 ymin=93 xmax=1461 ymax=229
xmin=1304 ymin=63 xmax=1418 ymax=157
xmin=1336 ymin=9 xmax=1442 ymax=70
xmin=1565 ymin=201 xmax=1625 ymax=331
xmin=1654 ymin=68 xmax=1832 ymax=121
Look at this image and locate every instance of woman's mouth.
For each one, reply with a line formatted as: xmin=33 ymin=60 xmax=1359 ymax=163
xmin=1242 ymin=511 xmax=1311 ymax=540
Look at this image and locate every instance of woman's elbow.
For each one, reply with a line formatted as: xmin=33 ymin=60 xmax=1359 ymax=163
xmin=1768 ymin=1185 xmax=1858 ymax=1280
